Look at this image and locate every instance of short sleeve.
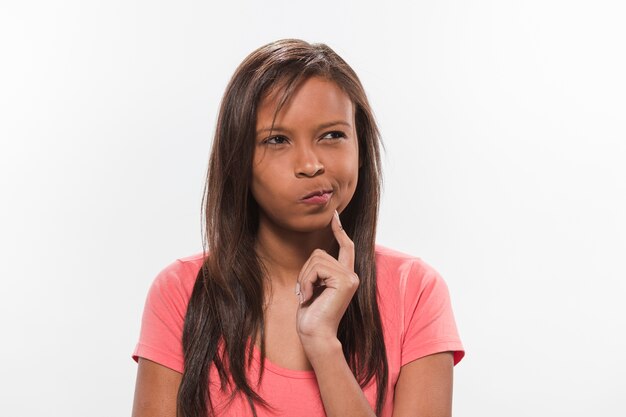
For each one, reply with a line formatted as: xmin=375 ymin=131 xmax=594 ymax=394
xmin=400 ymin=260 xmax=465 ymax=367
xmin=132 ymin=259 xmax=195 ymax=373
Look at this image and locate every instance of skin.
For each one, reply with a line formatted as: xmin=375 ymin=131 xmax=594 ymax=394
xmin=132 ymin=76 xmax=454 ymax=417
xmin=250 ymin=77 xmax=360 ymax=371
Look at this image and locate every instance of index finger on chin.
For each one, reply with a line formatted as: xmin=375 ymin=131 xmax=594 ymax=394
xmin=331 ymin=210 xmax=355 ymax=271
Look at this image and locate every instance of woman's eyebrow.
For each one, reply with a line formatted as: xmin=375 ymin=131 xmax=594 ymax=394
xmin=256 ymin=120 xmax=352 ymax=135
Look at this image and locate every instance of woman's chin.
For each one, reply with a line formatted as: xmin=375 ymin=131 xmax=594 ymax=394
xmin=284 ymin=216 xmax=333 ymax=234
xmin=260 ymin=212 xmax=330 ymax=234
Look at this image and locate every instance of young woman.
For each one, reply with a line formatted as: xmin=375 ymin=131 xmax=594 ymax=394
xmin=131 ymin=39 xmax=465 ymax=417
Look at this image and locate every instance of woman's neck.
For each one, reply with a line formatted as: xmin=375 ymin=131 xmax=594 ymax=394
xmin=254 ymin=220 xmax=338 ymax=288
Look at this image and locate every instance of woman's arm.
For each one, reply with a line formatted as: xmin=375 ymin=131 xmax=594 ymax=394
xmin=392 ymin=352 xmax=454 ymax=417
xmin=303 ymin=337 xmax=377 ymax=417
xmin=296 ymin=211 xmax=376 ymax=416
xmin=131 ymin=357 xmax=182 ymax=417
xmin=304 ymin=343 xmax=454 ymax=417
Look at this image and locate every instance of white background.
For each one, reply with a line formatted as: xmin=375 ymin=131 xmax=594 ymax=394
xmin=1 ymin=0 xmax=625 ymax=415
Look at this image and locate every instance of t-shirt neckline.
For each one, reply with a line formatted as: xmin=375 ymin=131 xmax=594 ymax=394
xmin=250 ymin=342 xmax=317 ymax=379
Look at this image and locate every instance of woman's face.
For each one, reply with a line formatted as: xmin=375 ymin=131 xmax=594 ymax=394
xmin=251 ymin=76 xmax=359 ymax=233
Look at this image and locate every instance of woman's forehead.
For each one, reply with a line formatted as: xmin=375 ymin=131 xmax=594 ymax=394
xmin=256 ymin=76 xmax=354 ymax=127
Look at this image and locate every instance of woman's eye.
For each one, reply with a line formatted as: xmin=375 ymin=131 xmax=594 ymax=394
xmin=264 ymin=136 xmax=288 ymax=145
xmin=322 ymin=131 xmax=346 ymax=140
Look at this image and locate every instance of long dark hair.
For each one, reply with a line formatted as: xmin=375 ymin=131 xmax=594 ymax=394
xmin=178 ymin=39 xmax=387 ymax=417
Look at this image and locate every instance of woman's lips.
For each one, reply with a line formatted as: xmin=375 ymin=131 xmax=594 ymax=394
xmin=300 ymin=190 xmax=333 ymax=205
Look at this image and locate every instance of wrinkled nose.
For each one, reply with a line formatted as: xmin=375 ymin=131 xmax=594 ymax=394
xmin=294 ymin=146 xmax=325 ymax=178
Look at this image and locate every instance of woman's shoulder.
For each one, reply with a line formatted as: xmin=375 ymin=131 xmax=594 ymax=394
xmin=133 ymin=252 xmax=207 ymax=371
xmin=374 ymin=244 xmax=437 ymax=273
xmin=374 ymin=244 xmax=446 ymax=289
xmin=374 ymin=245 xmax=465 ymax=366
xmin=374 ymin=244 xmax=420 ymax=262
xmin=147 ymin=251 xmax=207 ymax=299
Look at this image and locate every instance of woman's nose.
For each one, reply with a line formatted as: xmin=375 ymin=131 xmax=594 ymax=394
xmin=294 ymin=146 xmax=325 ymax=178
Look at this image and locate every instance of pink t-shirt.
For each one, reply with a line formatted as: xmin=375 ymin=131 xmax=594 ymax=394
xmin=132 ymin=245 xmax=465 ymax=416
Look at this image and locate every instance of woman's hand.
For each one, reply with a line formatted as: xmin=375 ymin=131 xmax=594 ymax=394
xmin=295 ymin=210 xmax=359 ymax=358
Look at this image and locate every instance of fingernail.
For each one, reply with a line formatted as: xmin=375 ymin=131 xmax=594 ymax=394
xmin=295 ymin=282 xmax=301 ymax=296
xmin=334 ymin=210 xmax=343 ymax=229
